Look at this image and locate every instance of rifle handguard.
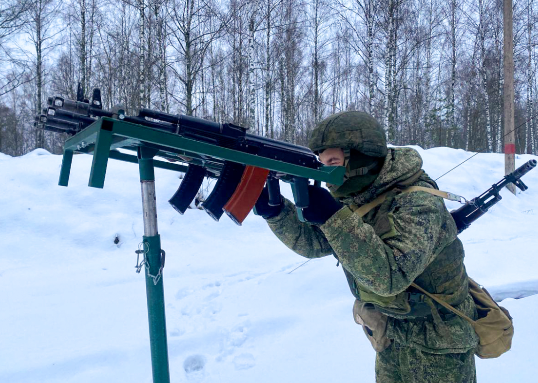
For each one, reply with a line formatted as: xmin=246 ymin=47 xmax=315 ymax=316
xmin=168 ymin=164 xmax=206 ymax=214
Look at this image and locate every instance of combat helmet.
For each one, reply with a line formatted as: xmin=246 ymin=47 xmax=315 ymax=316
xmin=309 ymin=111 xmax=387 ymax=157
xmin=309 ymin=111 xmax=388 ymax=181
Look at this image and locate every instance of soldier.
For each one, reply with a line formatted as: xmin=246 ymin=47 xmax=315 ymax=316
xmin=254 ymin=111 xmax=479 ymax=382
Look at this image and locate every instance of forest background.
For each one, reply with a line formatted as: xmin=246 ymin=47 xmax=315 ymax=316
xmin=0 ymin=0 xmax=537 ymax=157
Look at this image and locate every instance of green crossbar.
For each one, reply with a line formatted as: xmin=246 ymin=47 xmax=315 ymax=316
xmin=59 ymin=117 xmax=345 ymax=188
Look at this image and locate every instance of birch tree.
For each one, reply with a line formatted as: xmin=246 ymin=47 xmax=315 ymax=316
xmin=477 ymin=0 xmax=493 ymax=152
xmin=422 ymin=0 xmax=439 ymax=148
xmin=262 ymin=0 xmax=281 ymax=138
xmin=80 ymin=0 xmax=87 ymax=95
xmin=138 ymin=0 xmax=147 ymax=108
xmin=276 ymin=0 xmax=304 ymax=143
xmin=152 ymin=0 xmax=169 ymax=112
xmin=525 ymin=0 xmax=536 ymax=153
xmin=491 ymin=0 xmax=503 ymax=153
xmin=447 ymin=0 xmax=458 ymax=146
xmin=247 ymin=2 xmax=258 ymax=131
xmin=168 ymin=0 xmax=224 ymax=116
xmin=24 ymin=0 xmax=60 ymax=149
xmin=0 ymin=0 xmax=32 ymax=96
xmin=333 ymin=0 xmax=378 ymax=115
xmin=308 ymin=0 xmax=330 ymax=124
xmin=383 ymin=0 xmax=399 ymax=142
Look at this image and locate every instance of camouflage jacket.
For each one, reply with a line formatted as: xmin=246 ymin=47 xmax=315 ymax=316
xmin=266 ymin=147 xmax=479 ymax=354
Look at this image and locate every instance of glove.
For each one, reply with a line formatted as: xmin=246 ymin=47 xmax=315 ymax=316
xmin=254 ymin=186 xmax=284 ymax=219
xmin=302 ymin=185 xmax=343 ymax=225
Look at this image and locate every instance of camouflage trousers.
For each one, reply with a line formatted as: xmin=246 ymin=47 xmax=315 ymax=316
xmin=375 ymin=342 xmax=476 ymax=383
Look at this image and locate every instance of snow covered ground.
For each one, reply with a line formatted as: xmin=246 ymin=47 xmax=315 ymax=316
xmin=1 ymin=146 xmax=537 ymax=382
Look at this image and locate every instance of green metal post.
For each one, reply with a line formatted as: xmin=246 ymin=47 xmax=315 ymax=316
xmin=59 ymin=149 xmax=74 ymax=186
xmin=89 ymin=120 xmax=114 ymax=188
xmin=138 ymin=147 xmax=171 ymax=383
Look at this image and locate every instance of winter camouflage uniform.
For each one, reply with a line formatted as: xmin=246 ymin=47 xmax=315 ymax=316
xmin=264 ymin=113 xmax=478 ymax=382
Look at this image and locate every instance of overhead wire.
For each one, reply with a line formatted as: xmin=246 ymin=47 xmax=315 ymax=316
xmin=434 ymin=112 xmax=536 ymax=181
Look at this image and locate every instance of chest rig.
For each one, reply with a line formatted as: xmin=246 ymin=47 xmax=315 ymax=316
xmin=338 ymin=170 xmax=469 ymax=319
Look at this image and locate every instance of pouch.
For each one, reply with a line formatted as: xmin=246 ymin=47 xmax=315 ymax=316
xmin=411 ymin=278 xmax=514 ymax=359
xmin=468 ymin=278 xmax=514 ymax=359
xmin=353 ymin=300 xmax=392 ymax=352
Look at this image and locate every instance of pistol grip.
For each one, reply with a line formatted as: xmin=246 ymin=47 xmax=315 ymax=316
xmin=267 ymin=176 xmax=281 ymax=206
xmin=292 ymin=177 xmax=309 ymax=208
xmin=224 ymin=166 xmax=270 ymax=225
xmin=168 ymin=164 xmax=205 ymax=214
xmin=291 ymin=177 xmax=309 ymax=223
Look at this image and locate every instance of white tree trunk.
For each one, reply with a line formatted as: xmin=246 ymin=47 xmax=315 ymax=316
xmin=138 ymin=0 xmax=146 ymax=108
xmin=248 ymin=15 xmax=256 ymax=131
xmin=80 ymin=0 xmax=86 ymax=95
xmin=478 ymin=0 xmax=493 ymax=152
xmin=366 ymin=0 xmax=375 ymax=114
xmin=449 ymin=0 xmax=457 ymax=143
xmin=155 ymin=1 xmax=168 ymax=112
xmin=526 ymin=0 xmax=535 ymax=154
xmin=312 ymin=0 xmax=321 ymax=123
xmin=492 ymin=5 xmax=503 ymax=153
xmin=264 ymin=0 xmax=272 ymax=137
xmin=424 ymin=0 xmax=433 ymax=148
xmin=88 ymin=0 xmax=96 ymax=93
xmin=35 ymin=0 xmax=44 ymax=148
xmin=384 ymin=0 xmax=396 ymax=142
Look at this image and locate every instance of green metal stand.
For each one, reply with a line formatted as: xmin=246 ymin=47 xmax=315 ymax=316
xmin=138 ymin=147 xmax=170 ymax=383
xmin=56 ymin=117 xmax=346 ymax=382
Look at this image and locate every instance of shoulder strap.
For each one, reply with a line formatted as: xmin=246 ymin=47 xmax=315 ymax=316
xmin=403 ymin=186 xmax=463 ymax=202
xmin=350 ymin=186 xmax=464 ymax=218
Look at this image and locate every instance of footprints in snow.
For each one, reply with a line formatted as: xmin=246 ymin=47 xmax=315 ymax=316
xmin=182 ymin=352 xmax=255 ymax=376
xmin=180 ymin=324 xmax=256 ymax=375
xmin=215 ymin=322 xmax=255 ymax=370
xmin=232 ymin=353 xmax=256 ymax=370
xmin=176 ymin=280 xmax=223 ymax=318
xmin=174 ymin=273 xmax=279 ymax=374
xmin=183 ymin=354 xmax=206 ymax=373
xmin=173 ymin=272 xmax=268 ymax=309
xmin=183 ymin=354 xmax=207 ymax=379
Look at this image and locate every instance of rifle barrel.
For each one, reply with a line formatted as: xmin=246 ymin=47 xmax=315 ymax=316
xmin=511 ymin=159 xmax=537 ymax=179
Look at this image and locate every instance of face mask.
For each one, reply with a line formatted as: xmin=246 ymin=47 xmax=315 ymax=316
xmin=328 ymin=150 xmax=382 ymax=198
xmin=328 ymin=174 xmax=378 ymax=197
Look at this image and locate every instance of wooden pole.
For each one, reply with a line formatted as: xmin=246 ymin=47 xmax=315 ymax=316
xmin=504 ymin=0 xmax=516 ymax=194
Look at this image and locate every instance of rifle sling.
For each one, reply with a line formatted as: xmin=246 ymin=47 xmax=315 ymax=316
xmin=350 ymin=186 xmax=462 ymax=218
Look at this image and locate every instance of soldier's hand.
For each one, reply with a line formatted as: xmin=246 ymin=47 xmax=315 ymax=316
xmin=254 ymin=186 xmax=284 ymax=219
xmin=302 ymin=185 xmax=343 ymax=225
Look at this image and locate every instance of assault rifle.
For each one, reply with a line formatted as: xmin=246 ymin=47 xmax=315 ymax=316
xmin=451 ymin=159 xmax=536 ymax=233
xmin=35 ymin=86 xmax=345 ymax=225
